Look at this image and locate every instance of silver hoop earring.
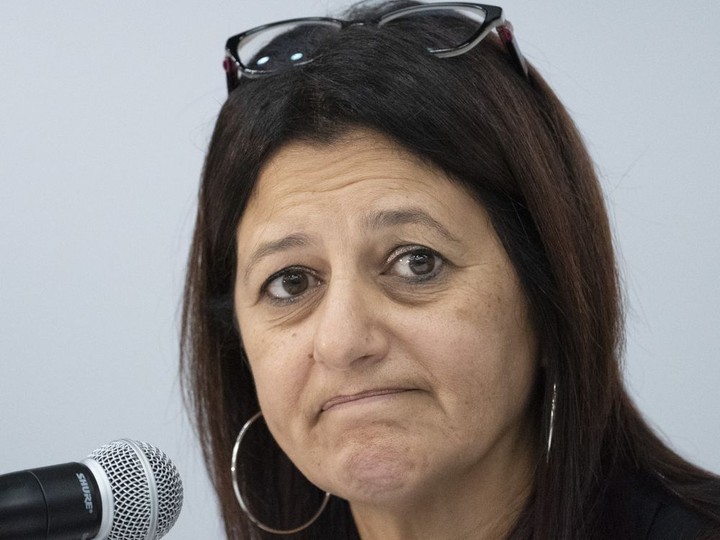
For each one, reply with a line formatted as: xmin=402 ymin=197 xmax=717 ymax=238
xmin=231 ymin=411 xmax=331 ymax=535
xmin=546 ymin=382 xmax=558 ymax=462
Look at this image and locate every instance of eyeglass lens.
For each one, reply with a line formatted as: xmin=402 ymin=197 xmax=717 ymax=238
xmin=237 ymin=21 xmax=342 ymax=72
xmin=380 ymin=6 xmax=489 ymax=51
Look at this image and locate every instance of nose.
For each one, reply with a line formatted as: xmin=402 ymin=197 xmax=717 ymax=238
xmin=311 ymin=275 xmax=389 ymax=371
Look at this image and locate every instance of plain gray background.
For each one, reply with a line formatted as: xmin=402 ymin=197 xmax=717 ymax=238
xmin=1 ymin=1 xmax=718 ymax=538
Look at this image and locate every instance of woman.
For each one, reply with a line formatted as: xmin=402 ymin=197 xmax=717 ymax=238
xmin=181 ymin=1 xmax=720 ymax=538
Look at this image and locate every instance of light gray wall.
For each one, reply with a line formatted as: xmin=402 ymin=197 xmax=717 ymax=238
xmin=1 ymin=1 xmax=718 ymax=537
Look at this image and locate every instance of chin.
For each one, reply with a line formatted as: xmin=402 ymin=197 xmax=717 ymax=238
xmin=327 ymin=438 xmax=421 ymax=505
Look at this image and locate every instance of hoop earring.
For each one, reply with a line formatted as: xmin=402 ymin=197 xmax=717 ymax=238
xmin=546 ymin=382 xmax=558 ymax=462
xmin=231 ymin=411 xmax=331 ymax=535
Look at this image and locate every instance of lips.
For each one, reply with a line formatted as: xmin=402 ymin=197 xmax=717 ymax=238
xmin=321 ymin=388 xmax=410 ymax=412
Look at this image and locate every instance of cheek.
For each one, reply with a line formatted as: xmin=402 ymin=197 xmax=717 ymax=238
xmin=419 ymin=278 xmax=537 ymax=415
xmin=239 ymin=321 xmax=311 ymax=439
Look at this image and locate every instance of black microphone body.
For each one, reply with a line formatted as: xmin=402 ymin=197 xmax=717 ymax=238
xmin=0 ymin=462 xmax=104 ymax=540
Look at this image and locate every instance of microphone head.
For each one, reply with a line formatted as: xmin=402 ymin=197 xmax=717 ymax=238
xmin=86 ymin=439 xmax=183 ymax=540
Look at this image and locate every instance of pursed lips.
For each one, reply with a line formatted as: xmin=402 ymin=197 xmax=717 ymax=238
xmin=321 ymin=388 xmax=412 ymax=412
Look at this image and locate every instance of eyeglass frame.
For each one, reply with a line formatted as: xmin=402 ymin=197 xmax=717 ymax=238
xmin=223 ymin=2 xmax=529 ymax=93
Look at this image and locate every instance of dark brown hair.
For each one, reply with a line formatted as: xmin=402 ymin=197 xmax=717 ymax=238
xmin=181 ymin=1 xmax=720 ymax=538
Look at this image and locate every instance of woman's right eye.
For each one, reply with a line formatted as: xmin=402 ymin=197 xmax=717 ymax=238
xmin=263 ymin=267 xmax=319 ymax=302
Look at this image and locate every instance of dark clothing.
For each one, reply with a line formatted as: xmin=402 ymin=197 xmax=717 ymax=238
xmin=624 ymin=473 xmax=716 ymax=539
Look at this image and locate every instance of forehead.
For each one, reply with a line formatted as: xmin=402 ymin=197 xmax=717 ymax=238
xmin=243 ymin=129 xmax=464 ymax=220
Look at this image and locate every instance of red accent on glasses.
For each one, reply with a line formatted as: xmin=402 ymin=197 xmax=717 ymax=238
xmin=496 ymin=24 xmax=513 ymax=45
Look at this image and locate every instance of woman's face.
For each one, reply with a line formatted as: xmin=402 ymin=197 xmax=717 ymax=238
xmin=234 ymin=130 xmax=539 ymax=510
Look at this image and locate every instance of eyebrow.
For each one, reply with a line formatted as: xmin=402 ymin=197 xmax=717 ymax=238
xmin=242 ymin=233 xmax=314 ymax=283
xmin=364 ymin=208 xmax=460 ymax=244
xmin=241 ymin=207 xmax=460 ymax=283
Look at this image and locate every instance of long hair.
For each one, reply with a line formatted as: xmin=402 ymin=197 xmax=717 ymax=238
xmin=181 ymin=1 xmax=720 ymax=538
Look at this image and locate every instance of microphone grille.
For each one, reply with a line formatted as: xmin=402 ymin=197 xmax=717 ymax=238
xmin=88 ymin=439 xmax=183 ymax=540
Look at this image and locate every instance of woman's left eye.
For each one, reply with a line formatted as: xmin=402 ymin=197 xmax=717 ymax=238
xmin=388 ymin=247 xmax=444 ymax=280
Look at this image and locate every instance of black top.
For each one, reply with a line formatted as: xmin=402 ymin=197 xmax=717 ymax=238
xmin=623 ymin=473 xmax=715 ymax=539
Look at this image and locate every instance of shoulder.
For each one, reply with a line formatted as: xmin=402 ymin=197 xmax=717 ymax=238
xmin=621 ymin=471 xmax=718 ymax=540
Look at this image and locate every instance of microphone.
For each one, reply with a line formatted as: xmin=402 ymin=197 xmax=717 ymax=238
xmin=0 ymin=439 xmax=183 ymax=540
